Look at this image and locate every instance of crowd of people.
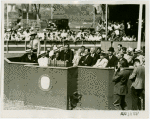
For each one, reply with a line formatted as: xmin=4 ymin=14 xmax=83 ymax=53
xmin=5 ymin=23 xmax=145 ymax=111
xmin=32 ymin=43 xmax=145 ymax=68
xmin=20 ymin=38 xmax=145 ymax=110
xmin=96 ymin=20 xmax=138 ymax=41
xmin=4 ymin=20 xmax=143 ymax=42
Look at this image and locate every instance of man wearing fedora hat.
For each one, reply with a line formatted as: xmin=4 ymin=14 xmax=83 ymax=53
xmin=124 ymin=47 xmax=134 ymax=66
xmin=28 ymin=31 xmax=41 ymax=56
xmin=134 ymin=49 xmax=145 ymax=65
xmin=106 ymin=47 xmax=118 ymax=67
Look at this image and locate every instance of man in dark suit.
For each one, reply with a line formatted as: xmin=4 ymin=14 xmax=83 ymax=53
xmin=79 ymin=49 xmax=92 ymax=66
xmin=20 ymin=49 xmax=38 ymax=63
xmin=59 ymin=44 xmax=74 ymax=62
xmin=90 ymin=47 xmax=99 ymax=66
xmin=129 ymin=59 xmax=145 ymax=110
xmin=106 ymin=47 xmax=119 ymax=67
xmin=117 ymin=53 xmax=129 ymax=67
xmin=52 ymin=51 xmax=60 ymax=60
xmin=112 ymin=60 xmax=131 ymax=110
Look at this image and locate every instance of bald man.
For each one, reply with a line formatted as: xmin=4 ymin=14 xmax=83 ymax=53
xmin=90 ymin=47 xmax=99 ymax=66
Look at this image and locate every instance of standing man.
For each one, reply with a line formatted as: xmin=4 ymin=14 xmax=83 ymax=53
xmin=106 ymin=47 xmax=118 ymax=67
xmin=28 ymin=31 xmax=41 ymax=56
xmin=116 ymin=44 xmax=123 ymax=56
xmin=112 ymin=60 xmax=131 ymax=110
xmin=129 ymin=59 xmax=145 ymax=110
xmin=59 ymin=44 xmax=74 ymax=62
xmin=81 ymin=46 xmax=85 ymax=56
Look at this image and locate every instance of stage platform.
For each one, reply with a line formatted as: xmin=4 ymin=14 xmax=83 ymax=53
xmin=4 ymin=57 xmax=134 ymax=110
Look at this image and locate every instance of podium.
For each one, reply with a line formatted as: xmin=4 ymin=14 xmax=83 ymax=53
xmin=4 ymin=56 xmax=134 ymax=110
xmin=4 ymin=57 xmax=38 ymax=101
xmin=76 ymin=66 xmax=133 ymax=110
xmin=24 ymin=65 xmax=77 ymax=110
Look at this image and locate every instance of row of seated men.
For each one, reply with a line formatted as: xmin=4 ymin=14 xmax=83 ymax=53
xmin=20 ymin=44 xmax=145 ymax=68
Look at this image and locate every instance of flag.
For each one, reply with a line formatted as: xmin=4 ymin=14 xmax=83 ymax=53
xmin=7 ymin=4 xmax=12 ymax=12
xmin=93 ymin=4 xmax=101 ymax=14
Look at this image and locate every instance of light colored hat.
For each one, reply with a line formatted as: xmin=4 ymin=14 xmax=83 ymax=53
xmin=135 ymin=49 xmax=142 ymax=53
xmin=43 ymin=29 xmax=47 ymax=32
xmin=71 ymin=49 xmax=75 ymax=52
xmin=7 ymin=29 xmax=11 ymax=32
xmin=95 ymin=32 xmax=99 ymax=34
xmin=18 ymin=28 xmax=22 ymax=31
xmin=39 ymin=51 xmax=47 ymax=57
xmin=30 ymin=31 xmax=37 ymax=36
xmin=30 ymin=27 xmax=34 ymax=31
xmin=49 ymin=50 xmax=54 ymax=57
xmin=53 ymin=45 xmax=58 ymax=50
xmin=127 ymin=47 xmax=133 ymax=52
xmin=26 ymin=49 xmax=33 ymax=53
xmin=40 ymin=51 xmax=46 ymax=54
xmin=47 ymin=48 xmax=50 ymax=51
xmin=18 ymin=22 xmax=21 ymax=25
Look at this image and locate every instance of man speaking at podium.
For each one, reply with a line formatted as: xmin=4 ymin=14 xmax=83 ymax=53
xmin=59 ymin=44 xmax=74 ymax=62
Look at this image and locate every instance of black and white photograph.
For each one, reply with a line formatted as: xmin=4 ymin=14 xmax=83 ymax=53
xmin=1 ymin=0 xmax=149 ymax=118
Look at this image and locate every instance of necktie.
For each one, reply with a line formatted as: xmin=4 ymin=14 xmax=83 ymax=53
xmin=99 ymin=59 xmax=102 ymax=63
xmin=109 ymin=56 xmax=112 ymax=60
xmin=31 ymin=40 xmax=33 ymax=49
xmin=84 ymin=55 xmax=88 ymax=61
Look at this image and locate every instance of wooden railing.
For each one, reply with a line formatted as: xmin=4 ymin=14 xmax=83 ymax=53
xmin=4 ymin=40 xmax=145 ymax=53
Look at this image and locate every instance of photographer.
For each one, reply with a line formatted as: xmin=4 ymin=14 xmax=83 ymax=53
xmin=112 ymin=60 xmax=131 ymax=110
